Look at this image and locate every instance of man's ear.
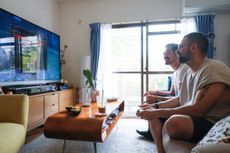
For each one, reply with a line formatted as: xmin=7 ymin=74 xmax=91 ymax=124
xmin=190 ymin=42 xmax=198 ymax=53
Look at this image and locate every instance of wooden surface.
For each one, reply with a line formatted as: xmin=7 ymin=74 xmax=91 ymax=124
xmin=43 ymin=100 xmax=125 ymax=142
xmin=28 ymin=96 xmax=44 ymax=130
xmin=27 ymin=89 xmax=74 ymax=131
xmin=59 ymin=89 xmax=74 ymax=111
xmin=44 ymin=93 xmax=59 ymax=118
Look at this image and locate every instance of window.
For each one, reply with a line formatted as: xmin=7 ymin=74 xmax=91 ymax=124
xmin=109 ymin=20 xmax=195 ymax=117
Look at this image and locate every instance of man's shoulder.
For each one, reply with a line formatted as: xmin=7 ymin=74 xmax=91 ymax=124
xmin=198 ymin=58 xmax=230 ymax=86
xmin=204 ymin=58 xmax=228 ymax=68
xmin=180 ymin=64 xmax=189 ymax=69
xmin=201 ymin=58 xmax=229 ymax=72
xmin=177 ymin=64 xmax=189 ymax=73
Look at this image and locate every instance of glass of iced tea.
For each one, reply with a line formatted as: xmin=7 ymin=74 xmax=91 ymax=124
xmin=97 ymin=90 xmax=106 ymax=113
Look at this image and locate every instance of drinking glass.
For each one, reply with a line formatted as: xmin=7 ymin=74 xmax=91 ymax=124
xmin=97 ymin=89 xmax=106 ymax=113
xmin=81 ymin=87 xmax=91 ymax=106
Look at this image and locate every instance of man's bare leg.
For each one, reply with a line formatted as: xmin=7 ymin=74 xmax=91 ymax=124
xmin=165 ymin=115 xmax=193 ymax=141
xmin=149 ymin=119 xmax=165 ymax=153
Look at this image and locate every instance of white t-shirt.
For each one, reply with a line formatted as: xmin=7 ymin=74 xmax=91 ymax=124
xmin=172 ymin=64 xmax=189 ymax=96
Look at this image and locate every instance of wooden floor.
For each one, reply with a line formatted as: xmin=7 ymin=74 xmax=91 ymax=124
xmin=25 ymin=126 xmax=44 ymax=144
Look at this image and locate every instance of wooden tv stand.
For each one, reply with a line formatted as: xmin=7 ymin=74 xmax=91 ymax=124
xmin=27 ymin=88 xmax=74 ymax=131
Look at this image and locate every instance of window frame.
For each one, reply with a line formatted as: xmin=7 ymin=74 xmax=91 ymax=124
xmin=111 ymin=20 xmax=180 ymax=103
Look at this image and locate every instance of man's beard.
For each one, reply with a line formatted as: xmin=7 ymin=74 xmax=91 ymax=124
xmin=164 ymin=57 xmax=169 ymax=65
xmin=178 ymin=50 xmax=191 ymax=63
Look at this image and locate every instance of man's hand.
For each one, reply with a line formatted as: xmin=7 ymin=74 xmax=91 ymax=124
xmin=138 ymin=103 xmax=154 ymax=110
xmin=144 ymin=90 xmax=160 ymax=96
xmin=145 ymin=95 xmax=158 ymax=104
xmin=136 ymin=108 xmax=160 ymax=120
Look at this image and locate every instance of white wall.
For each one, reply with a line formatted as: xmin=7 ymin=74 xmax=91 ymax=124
xmin=59 ymin=0 xmax=183 ymax=86
xmin=214 ymin=14 xmax=230 ymax=66
xmin=0 ymin=0 xmax=60 ymax=34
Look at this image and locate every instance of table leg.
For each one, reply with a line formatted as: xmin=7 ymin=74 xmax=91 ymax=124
xmin=115 ymin=124 xmax=118 ymax=130
xmin=63 ymin=139 xmax=66 ymax=153
xmin=93 ymin=142 xmax=97 ymax=153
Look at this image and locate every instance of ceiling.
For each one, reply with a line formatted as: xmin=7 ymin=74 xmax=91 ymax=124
xmin=57 ymin=0 xmax=86 ymax=2
xmin=57 ymin=0 xmax=74 ymax=2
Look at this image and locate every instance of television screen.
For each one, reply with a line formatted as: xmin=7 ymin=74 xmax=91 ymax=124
xmin=0 ymin=8 xmax=60 ymax=86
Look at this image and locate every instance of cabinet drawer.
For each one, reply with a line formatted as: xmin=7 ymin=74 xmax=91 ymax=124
xmin=44 ymin=93 xmax=58 ymax=118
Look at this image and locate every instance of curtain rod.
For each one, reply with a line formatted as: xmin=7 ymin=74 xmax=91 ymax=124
xmin=112 ymin=20 xmax=181 ymax=28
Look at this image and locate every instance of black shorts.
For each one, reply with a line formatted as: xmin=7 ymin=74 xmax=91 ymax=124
xmin=159 ymin=117 xmax=167 ymax=123
xmin=189 ymin=116 xmax=214 ymax=143
xmin=160 ymin=116 xmax=213 ymax=143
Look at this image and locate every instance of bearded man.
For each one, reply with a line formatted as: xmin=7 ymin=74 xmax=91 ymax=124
xmin=137 ymin=32 xmax=230 ymax=153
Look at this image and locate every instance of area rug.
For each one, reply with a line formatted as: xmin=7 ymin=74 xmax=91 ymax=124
xmin=20 ymin=119 xmax=157 ymax=153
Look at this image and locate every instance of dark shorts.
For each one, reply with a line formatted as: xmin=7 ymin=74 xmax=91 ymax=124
xmin=189 ymin=116 xmax=214 ymax=143
xmin=159 ymin=117 xmax=167 ymax=123
xmin=159 ymin=116 xmax=214 ymax=143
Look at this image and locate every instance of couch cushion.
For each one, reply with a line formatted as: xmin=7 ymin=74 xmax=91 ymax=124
xmin=191 ymin=143 xmax=230 ymax=153
xmin=197 ymin=115 xmax=230 ymax=145
xmin=191 ymin=115 xmax=230 ymax=153
xmin=0 ymin=123 xmax=26 ymax=153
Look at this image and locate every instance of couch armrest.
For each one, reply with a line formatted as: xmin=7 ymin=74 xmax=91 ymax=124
xmin=162 ymin=128 xmax=195 ymax=153
xmin=0 ymin=94 xmax=29 ymax=129
xmin=191 ymin=143 xmax=230 ymax=153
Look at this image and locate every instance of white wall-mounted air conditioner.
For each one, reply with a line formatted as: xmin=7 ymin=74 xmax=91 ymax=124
xmin=183 ymin=0 xmax=230 ymax=16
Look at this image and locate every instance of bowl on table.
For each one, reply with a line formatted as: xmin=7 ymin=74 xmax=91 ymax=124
xmin=65 ymin=105 xmax=73 ymax=112
xmin=65 ymin=105 xmax=82 ymax=116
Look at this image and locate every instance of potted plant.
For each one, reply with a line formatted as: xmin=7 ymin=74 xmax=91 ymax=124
xmin=83 ymin=69 xmax=98 ymax=102
xmin=83 ymin=69 xmax=95 ymax=89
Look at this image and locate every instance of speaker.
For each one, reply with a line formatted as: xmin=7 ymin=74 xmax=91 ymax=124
xmin=57 ymin=83 xmax=71 ymax=90
xmin=4 ymin=84 xmax=58 ymax=95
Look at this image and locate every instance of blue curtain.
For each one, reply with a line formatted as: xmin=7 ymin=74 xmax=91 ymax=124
xmin=167 ymin=76 xmax=172 ymax=92
xmin=195 ymin=15 xmax=215 ymax=58
xmin=89 ymin=23 xmax=101 ymax=80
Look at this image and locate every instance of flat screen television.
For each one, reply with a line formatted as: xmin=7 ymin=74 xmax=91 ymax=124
xmin=0 ymin=8 xmax=60 ymax=87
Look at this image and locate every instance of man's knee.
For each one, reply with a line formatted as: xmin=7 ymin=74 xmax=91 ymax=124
xmin=164 ymin=115 xmax=180 ymax=138
xmin=164 ymin=115 xmax=192 ymax=139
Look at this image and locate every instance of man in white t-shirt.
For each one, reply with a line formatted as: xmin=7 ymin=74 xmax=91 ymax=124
xmin=136 ymin=43 xmax=188 ymax=140
xmin=137 ymin=32 xmax=230 ymax=153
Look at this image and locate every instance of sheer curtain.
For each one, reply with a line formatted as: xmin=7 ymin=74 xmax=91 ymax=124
xmin=180 ymin=17 xmax=197 ymax=35
xmin=97 ymin=24 xmax=113 ymax=97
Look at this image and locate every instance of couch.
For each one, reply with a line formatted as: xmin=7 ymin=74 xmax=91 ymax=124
xmin=0 ymin=94 xmax=29 ymax=153
xmin=163 ymin=115 xmax=230 ymax=153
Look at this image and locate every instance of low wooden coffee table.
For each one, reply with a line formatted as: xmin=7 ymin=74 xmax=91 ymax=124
xmin=43 ymin=100 xmax=124 ymax=153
